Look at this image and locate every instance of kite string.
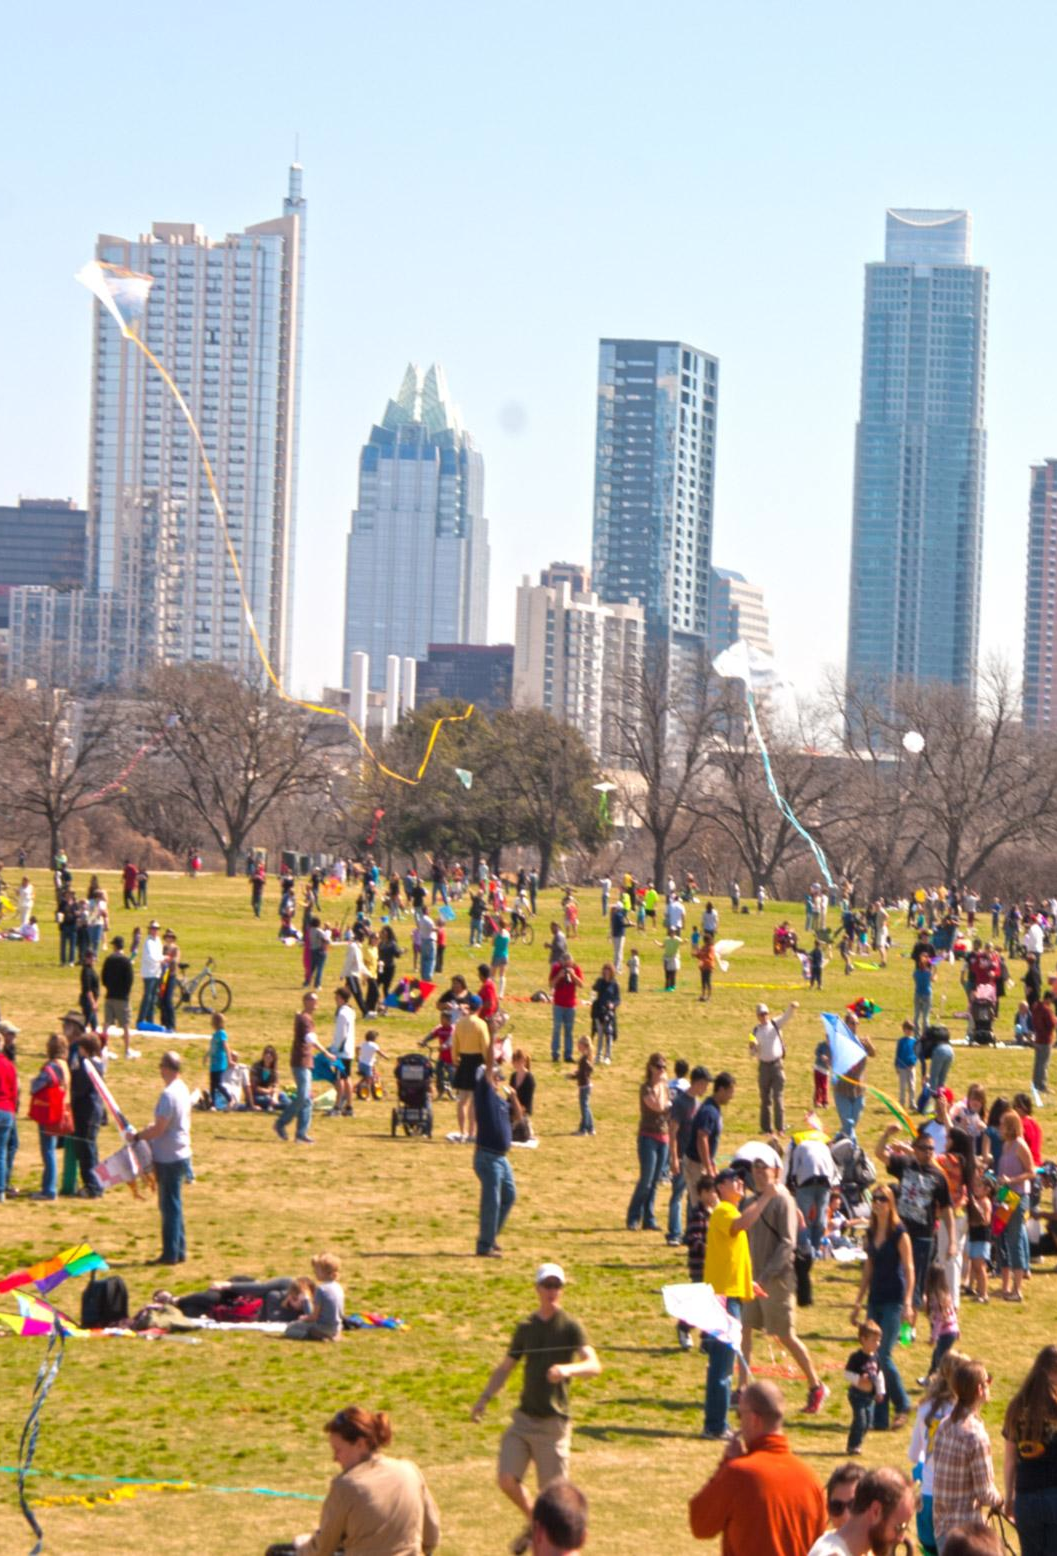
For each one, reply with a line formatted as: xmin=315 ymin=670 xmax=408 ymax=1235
xmin=744 ymin=686 xmax=835 ymax=890
xmin=18 ymin=1319 xmax=65 ymax=1554
xmin=127 ymin=333 xmax=472 ymax=787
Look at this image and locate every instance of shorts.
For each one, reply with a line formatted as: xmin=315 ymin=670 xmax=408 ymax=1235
xmin=967 ymin=1238 xmax=991 ymax=1261
xmin=454 ymin=1054 xmax=481 ymax=1091
xmin=498 ymin=1408 xmax=571 ymax=1488
xmin=356 ymin=1061 xmax=373 ymax=1080
xmin=741 ymin=1272 xmax=796 ymax=1340
xmin=104 ymin=997 xmax=131 ymax=1029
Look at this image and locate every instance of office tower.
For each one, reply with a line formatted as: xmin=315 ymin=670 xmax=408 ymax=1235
xmin=1023 ymin=459 xmax=1057 ymax=730
xmin=0 ymin=498 xmax=88 ymax=633
xmin=846 ymin=209 xmax=988 ymax=693
xmin=514 ymin=569 xmax=644 ymax=761
xmin=592 ymin=340 xmax=718 ymax=677
xmin=708 ymin=567 xmax=773 ymax=658
xmin=86 ymin=164 xmax=305 ymax=682
xmin=344 ymin=364 xmax=489 ymax=690
xmin=540 ymin=561 xmax=591 ymax=594
xmin=416 ymin=643 xmax=514 ymax=711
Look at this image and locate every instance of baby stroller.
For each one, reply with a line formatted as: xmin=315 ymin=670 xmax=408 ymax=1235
xmin=391 ymin=1052 xmax=433 ymax=1138
xmin=829 ymin=1133 xmax=876 ymax=1223
xmin=969 ymin=982 xmax=998 ymax=1046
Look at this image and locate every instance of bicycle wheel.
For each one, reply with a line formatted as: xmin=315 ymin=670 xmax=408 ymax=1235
xmin=172 ymin=982 xmax=187 ymax=1011
xmin=521 ymin=923 xmax=534 ymax=946
xmin=199 ymin=978 xmax=232 ymax=1015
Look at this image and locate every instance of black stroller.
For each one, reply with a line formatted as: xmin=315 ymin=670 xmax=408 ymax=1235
xmin=968 ymin=982 xmax=998 ymax=1046
xmin=391 ymin=1053 xmax=434 ymax=1138
xmin=830 ymin=1133 xmax=876 ymax=1222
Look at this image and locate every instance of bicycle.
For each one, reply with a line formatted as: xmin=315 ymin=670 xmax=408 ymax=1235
xmin=509 ymin=916 xmax=534 ymax=946
xmin=173 ymin=956 xmax=232 ymax=1014
xmin=354 ymin=1069 xmax=385 ymax=1101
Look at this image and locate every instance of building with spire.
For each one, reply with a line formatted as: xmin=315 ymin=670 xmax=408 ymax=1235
xmin=343 ymin=364 xmax=489 ymax=691
xmin=9 ymin=166 xmax=306 ymax=687
xmin=845 ymin=208 xmax=988 ymax=693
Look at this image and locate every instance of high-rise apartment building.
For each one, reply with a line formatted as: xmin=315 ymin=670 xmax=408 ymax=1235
xmin=344 ymin=365 xmax=489 ymax=691
xmin=81 ymin=165 xmax=306 ymax=683
xmin=846 ymin=209 xmax=988 ymax=692
xmin=1023 ymin=459 xmax=1057 ymax=730
xmin=0 ymin=498 xmax=88 ymax=632
xmin=416 ymin=643 xmax=514 ymax=711
xmin=592 ymin=339 xmax=718 ymax=676
xmin=513 ymin=569 xmax=644 ymax=762
xmin=708 ymin=567 xmax=773 ymax=658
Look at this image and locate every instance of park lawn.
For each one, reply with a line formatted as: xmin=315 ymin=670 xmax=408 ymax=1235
xmin=0 ymin=873 xmax=1052 ymax=1555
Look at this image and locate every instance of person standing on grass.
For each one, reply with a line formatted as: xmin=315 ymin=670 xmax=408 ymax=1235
xmin=471 ymin=1262 xmax=601 ymax=1556
xmin=492 ymin=918 xmax=512 ymax=998
xmin=132 ymin=1050 xmax=192 ymax=1266
xmin=932 ymin=1360 xmax=1002 ymax=1551
xmin=1030 ymin=990 xmax=1055 ymax=1095
xmin=849 ymin=1184 xmax=914 ymax=1431
xmin=472 ymin=1044 xmax=524 ymax=1257
xmin=453 ymin=995 xmax=490 ymax=1142
xmin=549 ymin=953 xmax=582 ymax=1064
xmin=685 ymin=1071 xmax=736 ymax=1195
xmin=701 ymin=1168 xmax=777 ymax=1441
xmin=877 ymin=1123 xmax=954 ymax=1313
xmin=668 ymin=1064 xmax=712 ymax=1244
xmin=208 ymin=1012 xmax=234 ymax=1107
xmin=275 ymin=991 xmax=319 ymax=1144
xmin=626 ymin=1053 xmax=673 ymax=1231
xmin=658 ymin=929 xmax=683 ymax=991
xmin=570 ymin=1036 xmax=594 ymax=1136
xmin=609 ymin=896 xmax=628 ymax=972
xmin=750 ymin=1001 xmax=799 ymax=1135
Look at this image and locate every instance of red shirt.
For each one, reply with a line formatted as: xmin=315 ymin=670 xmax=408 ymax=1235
xmin=689 ymin=1433 xmax=826 ymax=1556
xmin=550 ymin=963 xmax=582 ymax=1009
xmin=0 ymin=1053 xmax=18 ymax=1115
xmin=478 ymin=980 xmax=498 ymax=1020
xmin=123 ymin=863 xmax=137 ymax=892
xmin=1032 ymin=1002 xmax=1056 ymax=1048
xmin=1021 ymin=1114 xmax=1043 ymax=1166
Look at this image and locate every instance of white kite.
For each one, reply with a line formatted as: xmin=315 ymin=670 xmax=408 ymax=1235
xmin=663 ymin=1283 xmax=743 ymax=1352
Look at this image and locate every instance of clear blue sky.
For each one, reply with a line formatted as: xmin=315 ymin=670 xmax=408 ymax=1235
xmin=3 ymin=0 xmax=1054 ymax=697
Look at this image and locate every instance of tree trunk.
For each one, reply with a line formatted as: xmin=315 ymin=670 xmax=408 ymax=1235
xmin=538 ymin=838 xmax=553 ymax=889
xmin=49 ymin=819 xmax=61 ymax=869
xmin=224 ymin=843 xmax=240 ymax=878
xmin=653 ymin=834 xmax=667 ymax=889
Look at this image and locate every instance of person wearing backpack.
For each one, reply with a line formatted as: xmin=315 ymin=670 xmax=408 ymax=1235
xmin=28 ymin=1032 xmax=71 ymax=1200
xmin=132 ymin=1051 xmax=192 ymax=1265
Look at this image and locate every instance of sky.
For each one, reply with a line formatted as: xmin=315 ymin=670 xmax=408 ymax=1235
xmin=3 ymin=0 xmax=1056 ymax=700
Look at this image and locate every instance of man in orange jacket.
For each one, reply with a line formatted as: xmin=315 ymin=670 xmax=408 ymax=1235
xmin=689 ymin=1381 xmax=826 ymax=1556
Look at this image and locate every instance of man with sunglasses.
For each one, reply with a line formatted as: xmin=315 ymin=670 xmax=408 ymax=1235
xmin=877 ymin=1123 xmax=954 ymax=1311
xmin=471 ymin=1262 xmax=601 ymax=1556
xmin=807 ymin=1466 xmax=916 ymax=1556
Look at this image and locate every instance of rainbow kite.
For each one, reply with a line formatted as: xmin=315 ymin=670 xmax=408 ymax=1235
xmin=0 ymin=1294 xmax=86 ymax=1340
xmin=0 ymin=1244 xmax=107 ymax=1298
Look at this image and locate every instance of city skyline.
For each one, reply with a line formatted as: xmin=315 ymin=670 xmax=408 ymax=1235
xmin=5 ymin=3 xmax=1057 ymax=703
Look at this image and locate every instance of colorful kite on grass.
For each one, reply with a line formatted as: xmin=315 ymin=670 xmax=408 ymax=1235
xmin=0 ymin=1244 xmax=107 ymax=1298
xmin=0 ymin=1294 xmax=86 ymax=1339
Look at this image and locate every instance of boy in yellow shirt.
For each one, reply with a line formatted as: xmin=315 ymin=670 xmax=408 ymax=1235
xmin=703 ymin=1167 xmax=776 ymax=1439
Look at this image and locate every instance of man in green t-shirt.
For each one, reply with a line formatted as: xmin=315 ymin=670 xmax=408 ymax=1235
xmin=471 ymin=1262 xmax=601 ymax=1556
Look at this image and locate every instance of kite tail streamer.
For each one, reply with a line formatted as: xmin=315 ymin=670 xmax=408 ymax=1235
xmin=744 ymin=687 xmax=835 ymax=890
xmin=18 ymin=1318 xmax=65 ymax=1554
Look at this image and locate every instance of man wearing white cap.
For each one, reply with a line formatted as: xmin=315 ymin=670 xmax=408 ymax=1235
xmin=471 ymin=1263 xmax=602 ymax=1556
xmin=749 ymin=1001 xmax=799 ymax=1134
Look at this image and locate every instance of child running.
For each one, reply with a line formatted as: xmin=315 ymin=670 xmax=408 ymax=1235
xmin=844 ymin=1318 xmax=886 ymax=1455
xmin=356 ymin=1029 xmax=388 ymax=1096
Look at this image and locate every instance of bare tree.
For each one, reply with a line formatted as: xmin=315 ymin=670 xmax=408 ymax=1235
xmin=141 ymin=666 xmax=347 ymax=876
xmin=1 ymin=685 xmax=119 ymax=865
xmin=608 ymin=644 xmax=716 ymax=886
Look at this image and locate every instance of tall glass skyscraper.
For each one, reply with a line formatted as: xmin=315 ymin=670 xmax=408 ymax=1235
xmin=592 ymin=340 xmax=718 ymax=671
xmin=846 ymin=209 xmax=988 ymax=692
xmin=1023 ymin=459 xmax=1057 ymax=730
xmin=343 ymin=365 xmax=489 ymax=690
xmin=85 ymin=165 xmax=306 ymax=683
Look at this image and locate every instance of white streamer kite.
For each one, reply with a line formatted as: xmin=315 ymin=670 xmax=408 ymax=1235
xmin=711 ymin=639 xmax=835 ymax=890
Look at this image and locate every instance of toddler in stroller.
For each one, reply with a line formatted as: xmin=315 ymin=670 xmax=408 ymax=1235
xmin=830 ymin=1133 xmax=876 ymax=1223
xmin=391 ymin=1052 xmax=433 ymax=1138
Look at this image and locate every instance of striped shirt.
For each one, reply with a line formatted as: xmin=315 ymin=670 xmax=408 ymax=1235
xmin=932 ymin=1412 xmax=998 ymax=1549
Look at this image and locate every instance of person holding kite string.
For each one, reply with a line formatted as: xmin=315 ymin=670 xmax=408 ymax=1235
xmin=749 ymin=1001 xmax=799 ymax=1135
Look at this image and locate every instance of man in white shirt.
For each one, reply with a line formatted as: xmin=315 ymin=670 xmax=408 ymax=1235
xmin=1025 ymin=918 xmax=1045 ymax=959
xmin=328 ymin=985 xmax=356 ymax=1116
xmin=806 ymin=1466 xmax=914 ymax=1556
xmin=137 ymin=920 xmax=164 ymax=1026
xmin=133 ymin=1050 xmax=192 ymax=1265
xmin=418 ymin=911 xmax=438 ymax=982
xmin=749 ymin=1001 xmax=799 ymax=1134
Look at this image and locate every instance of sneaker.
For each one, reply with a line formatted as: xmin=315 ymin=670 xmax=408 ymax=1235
xmin=804 ymin=1383 xmax=830 ymax=1415
xmin=677 ymin=1328 xmax=692 ymax=1351
xmin=510 ymin=1526 xmax=533 ymax=1555
xmin=125 ymin=1049 xmax=141 ymax=1060
xmin=29 ymin=1192 xmax=57 ymax=1201
xmin=666 ymin=1235 xmax=683 ymax=1247
xmin=273 ymin=1121 xmax=289 ymax=1142
xmin=476 ymin=1248 xmax=503 ymax=1258
xmin=295 ymin=1136 xmax=315 ymax=1145
xmin=702 ymin=1427 xmax=736 ymax=1441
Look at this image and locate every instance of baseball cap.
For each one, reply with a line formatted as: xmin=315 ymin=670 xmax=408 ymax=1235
xmin=715 ymin=1168 xmax=741 ymax=1185
xmin=467 ymin=994 xmax=482 ymax=1011
xmin=148 ymin=919 xmax=161 ymax=929
xmin=535 ymin=1262 xmax=566 ymax=1286
xmin=756 ymin=1002 xmax=769 ymax=1016
xmin=690 ymin=1065 xmax=712 ymax=1083
xmin=0 ymin=1020 xmax=20 ymax=1037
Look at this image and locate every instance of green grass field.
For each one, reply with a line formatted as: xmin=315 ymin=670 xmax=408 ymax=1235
xmin=0 ymin=874 xmax=1050 ymax=1554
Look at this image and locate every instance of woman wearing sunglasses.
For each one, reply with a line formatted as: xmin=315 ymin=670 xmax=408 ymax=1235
xmin=849 ymin=1184 xmax=914 ymax=1431
xmin=626 ymin=1053 xmax=672 ymax=1231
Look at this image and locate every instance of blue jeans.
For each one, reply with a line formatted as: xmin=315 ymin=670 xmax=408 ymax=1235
xmin=1013 ymin=1486 xmax=1057 ymax=1556
xmin=578 ymin=1085 xmax=594 ymax=1134
xmin=704 ymin=1297 xmax=741 ymax=1435
xmin=795 ymin=1183 xmax=830 ymax=1252
xmin=627 ymin=1135 xmax=668 ymax=1229
xmin=155 ymin=1158 xmax=189 ymax=1262
xmin=309 ymin=949 xmax=327 ymax=988
xmin=551 ymin=1005 xmax=575 ymax=1061
xmin=847 ymin=1388 xmax=875 ymax=1451
xmin=419 ymin=941 xmax=437 ymax=982
xmin=867 ymin=1298 xmax=911 ymax=1427
xmin=38 ymin=1129 xmax=58 ymax=1198
xmin=909 ymin=1232 xmax=935 ymax=1309
xmin=914 ymin=993 xmax=931 ymax=1036
xmin=138 ymin=977 xmax=159 ymax=1024
xmin=0 ymin=1110 xmax=14 ymax=1196
xmin=60 ymin=924 xmax=77 ymax=965
xmin=1001 ymin=1204 xmax=1031 ymax=1271
xmin=469 ymin=922 xmax=482 ymax=946
xmin=929 ymin=1044 xmax=953 ymax=1091
xmin=473 ymin=1147 xmax=516 ymax=1253
xmin=278 ymin=1066 xmax=313 ymax=1140
xmin=834 ymin=1088 xmax=865 ymax=1139
xmin=668 ymin=1167 xmax=687 ymax=1240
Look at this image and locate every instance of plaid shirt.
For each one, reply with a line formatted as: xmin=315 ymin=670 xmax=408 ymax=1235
xmin=932 ymin=1412 xmax=998 ymax=1548
xmin=684 ymin=1203 xmax=710 ymax=1283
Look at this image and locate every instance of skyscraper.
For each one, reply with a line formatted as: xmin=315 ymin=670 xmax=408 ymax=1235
xmin=343 ymin=365 xmax=489 ymax=691
xmin=1023 ymin=459 xmax=1057 ymax=730
xmin=591 ymin=339 xmax=718 ymax=674
xmin=846 ymin=209 xmax=988 ymax=693
xmin=86 ymin=165 xmax=306 ymax=682
xmin=708 ymin=567 xmax=773 ymax=658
